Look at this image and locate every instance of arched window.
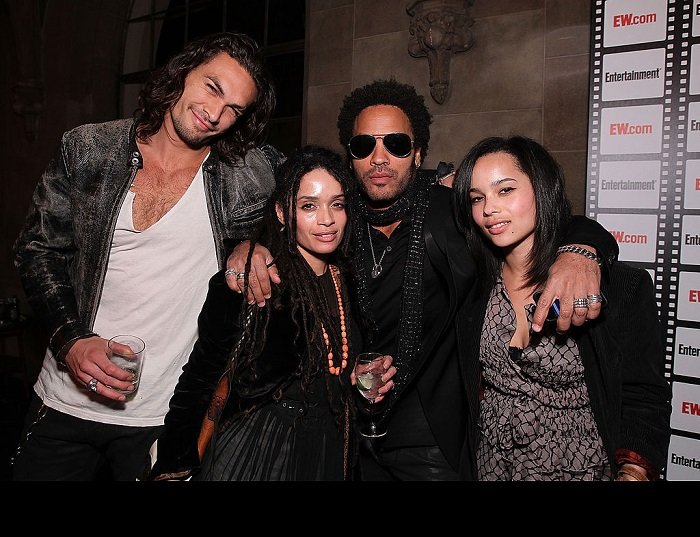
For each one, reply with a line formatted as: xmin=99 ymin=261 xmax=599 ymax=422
xmin=120 ymin=0 xmax=305 ymax=155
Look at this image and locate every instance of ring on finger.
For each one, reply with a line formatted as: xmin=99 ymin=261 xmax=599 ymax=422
xmin=224 ymin=268 xmax=246 ymax=281
xmin=587 ymin=293 xmax=604 ymax=304
xmin=573 ymin=297 xmax=589 ymax=309
xmin=87 ymin=378 xmax=98 ymax=393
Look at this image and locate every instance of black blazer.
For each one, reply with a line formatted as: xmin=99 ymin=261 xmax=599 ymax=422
xmin=373 ymin=186 xmax=479 ymax=478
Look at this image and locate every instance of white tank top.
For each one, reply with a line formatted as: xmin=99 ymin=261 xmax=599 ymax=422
xmin=35 ymin=163 xmax=218 ymax=426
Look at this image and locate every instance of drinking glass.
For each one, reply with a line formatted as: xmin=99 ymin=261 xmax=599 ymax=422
xmin=107 ymin=334 xmax=145 ymax=396
xmin=353 ymin=352 xmax=388 ymax=438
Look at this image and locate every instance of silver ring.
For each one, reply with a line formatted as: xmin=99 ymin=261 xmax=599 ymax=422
xmin=224 ymin=268 xmax=246 ymax=280
xmin=573 ymin=297 xmax=589 ymax=309
xmin=587 ymin=293 xmax=603 ymax=304
xmin=87 ymin=378 xmax=98 ymax=393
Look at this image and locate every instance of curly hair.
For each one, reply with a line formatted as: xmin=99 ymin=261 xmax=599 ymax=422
xmin=233 ymin=145 xmax=356 ymax=427
xmin=453 ymin=136 xmax=572 ymax=292
xmin=337 ymin=79 xmax=432 ymax=160
xmin=134 ymin=32 xmax=275 ymax=162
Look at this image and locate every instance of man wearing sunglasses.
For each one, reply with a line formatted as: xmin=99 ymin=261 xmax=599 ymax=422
xmin=227 ymin=79 xmax=618 ymax=480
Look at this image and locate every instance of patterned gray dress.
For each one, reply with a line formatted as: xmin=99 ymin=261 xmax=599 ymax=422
xmin=477 ymin=277 xmax=612 ymax=481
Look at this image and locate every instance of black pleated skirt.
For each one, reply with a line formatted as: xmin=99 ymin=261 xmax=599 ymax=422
xmin=195 ymin=397 xmax=345 ymax=481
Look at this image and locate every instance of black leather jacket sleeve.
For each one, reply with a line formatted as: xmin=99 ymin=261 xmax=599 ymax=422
xmin=13 ymin=141 xmax=98 ymax=361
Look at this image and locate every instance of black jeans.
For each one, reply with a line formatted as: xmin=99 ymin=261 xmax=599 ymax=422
xmin=12 ymin=394 xmax=163 ymax=481
xmin=359 ymin=439 xmax=460 ymax=481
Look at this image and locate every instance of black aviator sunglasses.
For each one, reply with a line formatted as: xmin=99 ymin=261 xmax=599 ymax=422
xmin=348 ymin=133 xmax=414 ymax=160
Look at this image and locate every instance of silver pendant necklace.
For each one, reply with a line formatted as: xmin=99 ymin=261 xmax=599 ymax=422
xmin=367 ymin=222 xmax=391 ymax=278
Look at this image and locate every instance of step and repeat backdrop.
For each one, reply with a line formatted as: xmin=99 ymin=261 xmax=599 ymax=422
xmin=588 ymin=0 xmax=700 ymax=480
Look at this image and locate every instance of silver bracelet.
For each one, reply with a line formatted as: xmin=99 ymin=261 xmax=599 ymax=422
xmin=556 ymin=245 xmax=602 ymax=266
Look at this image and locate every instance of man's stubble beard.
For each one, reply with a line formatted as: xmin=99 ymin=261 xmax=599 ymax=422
xmin=171 ymin=115 xmax=209 ymax=148
xmin=357 ymin=160 xmax=417 ymax=210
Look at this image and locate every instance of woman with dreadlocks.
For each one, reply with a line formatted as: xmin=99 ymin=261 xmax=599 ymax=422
xmin=149 ymin=145 xmax=395 ymax=481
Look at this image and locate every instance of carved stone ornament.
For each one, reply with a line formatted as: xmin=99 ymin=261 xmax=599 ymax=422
xmin=407 ymin=0 xmax=475 ymax=104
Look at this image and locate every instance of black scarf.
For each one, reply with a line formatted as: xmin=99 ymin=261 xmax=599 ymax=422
xmin=352 ymin=170 xmax=432 ymax=398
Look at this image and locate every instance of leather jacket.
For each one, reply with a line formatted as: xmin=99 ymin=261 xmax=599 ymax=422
xmin=14 ymin=118 xmax=282 ymax=362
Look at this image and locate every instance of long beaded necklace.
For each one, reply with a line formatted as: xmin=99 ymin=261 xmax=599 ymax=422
xmin=367 ymin=222 xmax=390 ymax=278
xmin=321 ymin=265 xmax=349 ymax=376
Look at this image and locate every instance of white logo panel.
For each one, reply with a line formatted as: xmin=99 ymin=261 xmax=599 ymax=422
xmin=686 ymin=160 xmax=700 ymax=209
xmin=598 ymin=160 xmax=660 ymax=209
xmin=675 ymin=327 xmax=700 ymax=379
xmin=678 ymin=271 xmax=700 ymax=322
xmin=681 ymin=215 xmax=700 ymax=266
xmin=604 ymin=0 xmax=667 ymax=46
xmin=596 ymin=213 xmax=658 ymax=262
xmin=667 ymin=435 xmax=700 ymax=481
xmin=671 ymin=381 xmax=700 ymax=435
xmin=602 ymin=48 xmax=665 ymax=101
xmin=601 ymin=105 xmax=663 ymax=154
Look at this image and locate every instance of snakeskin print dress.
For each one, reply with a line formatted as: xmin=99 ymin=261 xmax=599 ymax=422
xmin=476 ymin=278 xmax=612 ymax=481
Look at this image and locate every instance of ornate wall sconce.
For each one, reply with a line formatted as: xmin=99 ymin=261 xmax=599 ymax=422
xmin=407 ymin=0 xmax=475 ymax=104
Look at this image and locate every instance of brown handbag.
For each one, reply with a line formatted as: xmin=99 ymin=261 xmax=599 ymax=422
xmin=195 ymin=303 xmax=254 ymax=460
xmin=196 ymin=371 xmax=231 ymax=460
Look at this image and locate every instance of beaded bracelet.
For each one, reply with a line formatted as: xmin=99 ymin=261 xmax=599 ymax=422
xmin=556 ymin=245 xmax=602 ymax=266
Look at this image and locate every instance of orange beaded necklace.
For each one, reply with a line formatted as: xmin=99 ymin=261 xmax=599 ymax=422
xmin=321 ymin=265 xmax=349 ymax=376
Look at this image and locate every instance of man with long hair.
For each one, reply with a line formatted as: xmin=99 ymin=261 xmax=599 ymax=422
xmin=12 ymin=32 xmax=282 ymax=480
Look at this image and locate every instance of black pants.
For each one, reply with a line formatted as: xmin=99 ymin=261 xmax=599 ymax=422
xmin=12 ymin=394 xmax=163 ymax=481
xmin=359 ymin=439 xmax=460 ymax=481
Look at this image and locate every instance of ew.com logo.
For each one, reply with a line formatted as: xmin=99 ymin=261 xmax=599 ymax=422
xmin=601 ymin=105 xmax=662 ymax=154
xmin=682 ymin=401 xmax=700 ymax=415
xmin=604 ymin=0 xmax=667 ymax=46
xmin=610 ymin=230 xmax=648 ymax=244
xmin=612 ymin=12 xmax=657 ymax=27
xmin=596 ymin=214 xmax=657 ymax=263
xmin=609 ymin=122 xmax=653 ymax=135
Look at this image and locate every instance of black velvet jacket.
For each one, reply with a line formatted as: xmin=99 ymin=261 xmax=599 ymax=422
xmin=152 ymin=269 xmax=355 ymax=477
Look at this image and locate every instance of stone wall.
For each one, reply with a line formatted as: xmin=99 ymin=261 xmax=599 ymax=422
xmin=305 ymin=0 xmax=592 ymax=213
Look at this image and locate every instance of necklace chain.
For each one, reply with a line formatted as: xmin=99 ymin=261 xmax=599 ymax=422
xmin=367 ymin=222 xmax=389 ymax=278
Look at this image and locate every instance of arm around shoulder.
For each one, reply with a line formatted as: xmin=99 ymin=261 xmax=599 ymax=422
xmin=565 ymin=215 xmax=619 ymax=270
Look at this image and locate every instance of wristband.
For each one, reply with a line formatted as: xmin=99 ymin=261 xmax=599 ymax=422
xmin=617 ymin=464 xmax=649 ymax=481
xmin=556 ymin=245 xmax=602 ymax=266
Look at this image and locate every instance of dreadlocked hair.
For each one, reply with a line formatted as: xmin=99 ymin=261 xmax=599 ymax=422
xmin=229 ymin=145 xmax=356 ymax=431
